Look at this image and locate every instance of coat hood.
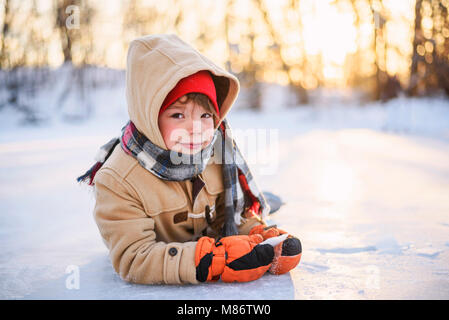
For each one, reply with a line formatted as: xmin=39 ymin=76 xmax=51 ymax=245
xmin=125 ymin=34 xmax=240 ymax=150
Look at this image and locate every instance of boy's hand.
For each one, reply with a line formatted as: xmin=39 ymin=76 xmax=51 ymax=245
xmin=195 ymin=234 xmax=274 ymax=283
xmin=249 ymin=225 xmax=302 ymax=275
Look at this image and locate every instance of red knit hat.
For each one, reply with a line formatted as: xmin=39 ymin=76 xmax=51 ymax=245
xmin=159 ymin=70 xmax=219 ymax=116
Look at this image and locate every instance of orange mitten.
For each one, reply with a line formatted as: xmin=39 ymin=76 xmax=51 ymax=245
xmin=195 ymin=234 xmax=274 ymax=283
xmin=250 ymin=225 xmax=302 ymax=275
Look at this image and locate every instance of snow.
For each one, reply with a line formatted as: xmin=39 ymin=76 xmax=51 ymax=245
xmin=1 ymin=78 xmax=449 ymax=299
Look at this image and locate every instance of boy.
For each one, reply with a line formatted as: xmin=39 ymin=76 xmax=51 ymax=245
xmin=78 ymin=34 xmax=301 ymax=284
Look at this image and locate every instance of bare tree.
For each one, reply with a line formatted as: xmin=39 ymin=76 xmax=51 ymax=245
xmin=428 ymin=0 xmax=449 ymax=96
xmin=346 ymin=0 xmax=365 ymax=89
xmin=407 ymin=0 xmax=449 ymax=97
xmin=0 ymin=0 xmax=11 ymax=68
xmin=55 ymin=0 xmax=75 ymax=63
xmin=0 ymin=0 xmax=50 ymax=122
xmin=53 ymin=0 xmax=97 ymax=121
xmin=253 ymin=0 xmax=308 ymax=105
xmin=408 ymin=0 xmax=425 ymax=96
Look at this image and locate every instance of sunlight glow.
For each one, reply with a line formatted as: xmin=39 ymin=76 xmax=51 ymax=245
xmin=6 ymin=0 xmax=418 ymax=87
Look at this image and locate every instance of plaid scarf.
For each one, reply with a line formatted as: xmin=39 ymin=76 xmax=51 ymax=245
xmin=77 ymin=119 xmax=270 ymax=236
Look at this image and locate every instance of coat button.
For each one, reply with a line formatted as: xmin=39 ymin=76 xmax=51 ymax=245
xmin=168 ymin=247 xmax=178 ymax=256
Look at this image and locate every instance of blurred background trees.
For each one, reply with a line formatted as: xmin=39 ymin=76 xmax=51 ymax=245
xmin=408 ymin=0 xmax=449 ymax=97
xmin=1 ymin=0 xmax=449 ymax=119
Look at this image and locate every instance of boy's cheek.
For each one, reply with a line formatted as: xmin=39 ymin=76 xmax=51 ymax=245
xmin=158 ymin=116 xmax=172 ymax=140
xmin=202 ymin=126 xmax=215 ymax=142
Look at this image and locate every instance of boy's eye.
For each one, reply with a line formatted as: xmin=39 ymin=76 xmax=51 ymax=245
xmin=171 ymin=113 xmax=184 ymax=119
xmin=202 ymin=113 xmax=212 ymax=118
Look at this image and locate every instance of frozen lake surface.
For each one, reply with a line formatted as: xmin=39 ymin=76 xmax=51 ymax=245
xmin=1 ymin=98 xmax=449 ymax=299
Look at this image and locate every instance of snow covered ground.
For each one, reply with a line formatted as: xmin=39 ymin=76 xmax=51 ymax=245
xmin=1 ymin=91 xmax=449 ymax=299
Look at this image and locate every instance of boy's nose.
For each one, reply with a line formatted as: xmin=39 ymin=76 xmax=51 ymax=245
xmin=182 ymin=120 xmax=203 ymax=143
xmin=186 ymin=120 xmax=203 ymax=135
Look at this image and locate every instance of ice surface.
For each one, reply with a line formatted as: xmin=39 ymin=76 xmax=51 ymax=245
xmin=1 ymin=91 xmax=449 ymax=299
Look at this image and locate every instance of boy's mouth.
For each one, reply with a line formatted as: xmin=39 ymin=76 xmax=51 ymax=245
xmin=179 ymin=142 xmax=203 ymax=150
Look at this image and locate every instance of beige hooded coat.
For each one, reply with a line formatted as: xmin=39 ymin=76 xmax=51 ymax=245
xmin=92 ymin=34 xmax=262 ymax=285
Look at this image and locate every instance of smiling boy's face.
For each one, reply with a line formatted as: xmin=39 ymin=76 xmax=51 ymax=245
xmin=158 ymin=94 xmax=216 ymax=154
